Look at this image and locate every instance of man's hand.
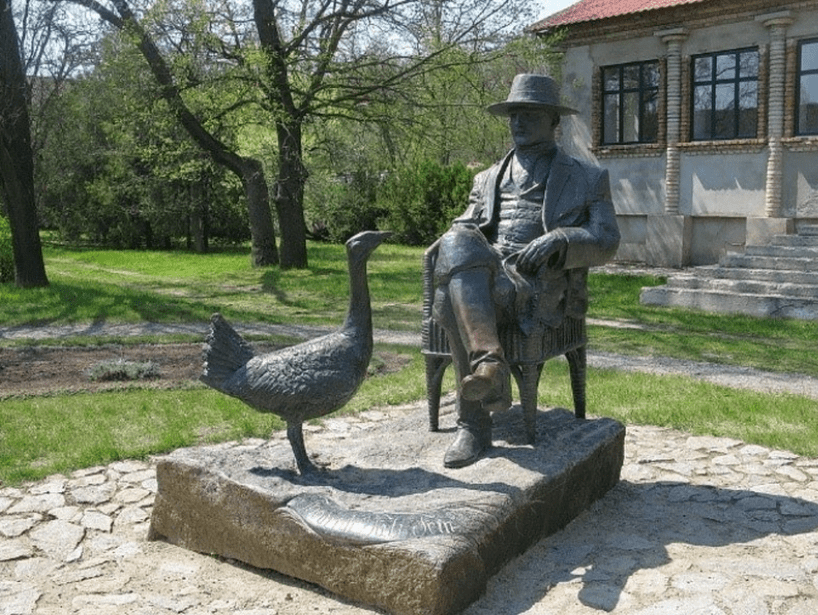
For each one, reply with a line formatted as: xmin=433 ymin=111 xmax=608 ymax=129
xmin=515 ymin=232 xmax=567 ymax=275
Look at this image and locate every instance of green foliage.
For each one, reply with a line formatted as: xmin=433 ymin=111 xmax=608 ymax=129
xmin=2 ymin=241 xmax=818 ymax=484
xmin=378 ymin=160 xmax=476 ymax=246
xmin=0 ymin=240 xmax=425 ymax=331
xmin=586 ymin=272 xmax=818 ymax=377
xmin=26 ymin=5 xmax=567 ymax=256
xmin=306 ymin=168 xmax=388 ymax=243
xmin=0 ymin=388 xmax=280 ymax=485
xmin=4 ymin=347 xmax=818 ymax=487
xmin=0 ymin=346 xmax=423 ymax=486
xmin=298 ymin=34 xmax=567 ymax=249
xmin=305 ymin=158 xmax=475 ymax=246
xmin=34 ymin=32 xmax=251 ymax=250
xmin=0 ymin=215 xmax=13 ymax=283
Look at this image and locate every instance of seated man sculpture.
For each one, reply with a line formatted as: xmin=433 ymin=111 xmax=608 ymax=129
xmin=433 ymin=74 xmax=620 ymax=468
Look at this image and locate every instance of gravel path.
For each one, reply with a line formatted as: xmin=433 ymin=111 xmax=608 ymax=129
xmin=3 ymin=410 xmax=818 ymax=615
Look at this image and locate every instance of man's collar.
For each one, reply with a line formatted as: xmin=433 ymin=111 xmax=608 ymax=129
xmin=515 ymin=142 xmax=557 ymax=160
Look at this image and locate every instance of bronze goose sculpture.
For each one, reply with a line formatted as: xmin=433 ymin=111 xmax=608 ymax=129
xmin=201 ymin=230 xmax=391 ymax=474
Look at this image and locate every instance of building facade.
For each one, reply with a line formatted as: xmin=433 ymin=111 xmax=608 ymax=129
xmin=531 ymin=0 xmax=818 ymax=266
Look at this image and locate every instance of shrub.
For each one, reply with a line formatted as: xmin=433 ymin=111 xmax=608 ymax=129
xmin=0 ymin=215 xmax=14 ymax=283
xmin=87 ymin=359 xmax=162 ymax=382
xmin=306 ymin=169 xmax=388 ymax=243
xmin=304 ymin=159 xmax=476 ymax=246
xmin=378 ymin=160 xmax=475 ymax=246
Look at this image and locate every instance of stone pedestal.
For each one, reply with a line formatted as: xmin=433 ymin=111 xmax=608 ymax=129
xmin=646 ymin=214 xmax=692 ymax=268
xmin=149 ymin=404 xmax=624 ymax=615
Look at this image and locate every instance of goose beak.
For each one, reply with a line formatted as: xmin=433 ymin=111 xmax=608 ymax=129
xmin=347 ymin=230 xmax=393 ymax=249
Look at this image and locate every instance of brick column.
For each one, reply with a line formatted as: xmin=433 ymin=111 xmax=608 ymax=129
xmin=661 ymin=30 xmax=686 ymax=215
xmin=763 ymin=14 xmax=792 ymax=217
xmin=647 ymin=28 xmax=692 ymax=267
xmin=749 ymin=12 xmax=795 ymax=244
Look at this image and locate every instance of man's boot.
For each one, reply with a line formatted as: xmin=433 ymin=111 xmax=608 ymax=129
xmin=442 ymin=268 xmax=511 ymax=468
xmin=444 ymin=398 xmax=492 ymax=468
xmin=449 ymin=269 xmax=510 ymax=410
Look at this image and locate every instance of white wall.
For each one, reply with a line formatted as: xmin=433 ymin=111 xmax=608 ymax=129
xmin=786 ymin=152 xmax=818 ymax=218
xmin=680 ymin=152 xmax=768 ymax=217
xmin=556 ymin=11 xmax=816 ymax=264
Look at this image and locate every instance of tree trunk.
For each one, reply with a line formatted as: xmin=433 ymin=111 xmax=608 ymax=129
xmin=241 ymin=158 xmax=279 ymax=267
xmin=251 ymin=0 xmax=307 ymax=269
xmin=274 ymin=118 xmax=308 ymax=269
xmin=0 ymin=0 xmax=48 ymax=288
xmin=189 ymin=180 xmax=208 ymax=254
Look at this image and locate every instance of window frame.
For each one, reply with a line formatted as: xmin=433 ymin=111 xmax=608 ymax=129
xmin=796 ymin=38 xmax=818 ymax=136
xmin=690 ymin=47 xmax=759 ymax=141
xmin=600 ymin=60 xmax=660 ymax=145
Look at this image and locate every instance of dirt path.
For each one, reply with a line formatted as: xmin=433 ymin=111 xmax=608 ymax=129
xmin=0 ymin=338 xmax=410 ymax=399
xmin=1 ymin=319 xmax=817 ymax=401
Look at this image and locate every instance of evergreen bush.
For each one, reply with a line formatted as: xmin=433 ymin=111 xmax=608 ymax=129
xmin=306 ymin=169 xmax=387 ymax=243
xmin=378 ymin=160 xmax=475 ymax=246
xmin=0 ymin=215 xmax=14 ymax=283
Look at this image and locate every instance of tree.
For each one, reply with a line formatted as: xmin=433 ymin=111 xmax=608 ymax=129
xmin=65 ymin=0 xmax=279 ymax=266
xmin=248 ymin=0 xmax=535 ymax=267
xmin=60 ymin=0 xmax=533 ymax=268
xmin=15 ymin=0 xmax=99 ymax=152
xmin=0 ymin=0 xmax=48 ymax=287
xmin=300 ymin=29 xmax=564 ymax=242
xmin=36 ymin=47 xmax=250 ymax=250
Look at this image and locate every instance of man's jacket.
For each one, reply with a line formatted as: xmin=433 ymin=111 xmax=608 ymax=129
xmin=457 ymin=149 xmax=620 ymax=322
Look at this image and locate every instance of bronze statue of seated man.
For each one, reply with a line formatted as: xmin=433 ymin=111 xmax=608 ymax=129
xmin=432 ymin=74 xmax=620 ymax=468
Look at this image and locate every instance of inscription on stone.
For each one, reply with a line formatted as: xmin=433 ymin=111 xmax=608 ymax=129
xmin=286 ymin=494 xmax=494 ymax=544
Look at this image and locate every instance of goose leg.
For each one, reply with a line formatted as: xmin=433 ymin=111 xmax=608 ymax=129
xmin=286 ymin=422 xmax=316 ymax=475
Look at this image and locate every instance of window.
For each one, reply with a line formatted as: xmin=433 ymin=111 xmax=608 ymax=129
xmin=797 ymin=39 xmax=818 ymax=135
xmin=601 ymin=61 xmax=659 ymax=144
xmin=691 ymin=48 xmax=758 ymax=140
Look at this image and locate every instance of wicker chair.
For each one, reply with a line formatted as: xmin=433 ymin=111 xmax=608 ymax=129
xmin=421 ymin=239 xmax=588 ymax=444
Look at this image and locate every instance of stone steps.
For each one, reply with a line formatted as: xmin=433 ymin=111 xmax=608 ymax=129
xmin=640 ymin=227 xmax=818 ymax=320
xmin=664 ymin=271 xmax=818 ymax=298
xmin=770 ymin=233 xmax=818 ymax=247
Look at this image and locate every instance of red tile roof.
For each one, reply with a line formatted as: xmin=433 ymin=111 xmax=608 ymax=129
xmin=531 ymin=0 xmax=709 ymax=30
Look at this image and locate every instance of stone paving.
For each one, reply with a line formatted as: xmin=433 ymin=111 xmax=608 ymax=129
xmin=2 ymin=403 xmax=818 ymax=614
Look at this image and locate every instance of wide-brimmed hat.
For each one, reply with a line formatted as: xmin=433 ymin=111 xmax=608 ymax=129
xmin=487 ymin=74 xmax=578 ymax=116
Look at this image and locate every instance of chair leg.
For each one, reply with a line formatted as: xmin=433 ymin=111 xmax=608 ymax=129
xmin=566 ymin=345 xmax=587 ymax=419
xmin=517 ymin=363 xmax=543 ymax=445
xmin=426 ymin=355 xmax=451 ymax=431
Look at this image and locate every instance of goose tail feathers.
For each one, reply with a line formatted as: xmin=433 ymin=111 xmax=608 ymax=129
xmin=201 ymin=313 xmax=254 ymax=389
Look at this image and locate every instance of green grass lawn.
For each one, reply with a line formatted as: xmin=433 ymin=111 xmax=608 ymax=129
xmin=3 ymin=353 xmax=815 ymax=486
xmin=1 ymin=240 xmax=817 ymax=486
xmin=0 ymin=242 xmax=424 ymax=331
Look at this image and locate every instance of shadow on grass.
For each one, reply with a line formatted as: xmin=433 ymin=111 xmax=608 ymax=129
xmin=2 ymin=279 xmax=222 ymax=327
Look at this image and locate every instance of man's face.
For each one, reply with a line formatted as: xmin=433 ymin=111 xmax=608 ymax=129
xmin=507 ymin=106 xmax=558 ymax=148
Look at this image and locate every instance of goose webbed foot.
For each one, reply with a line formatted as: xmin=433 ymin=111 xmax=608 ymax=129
xmin=286 ymin=423 xmax=330 ymax=478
